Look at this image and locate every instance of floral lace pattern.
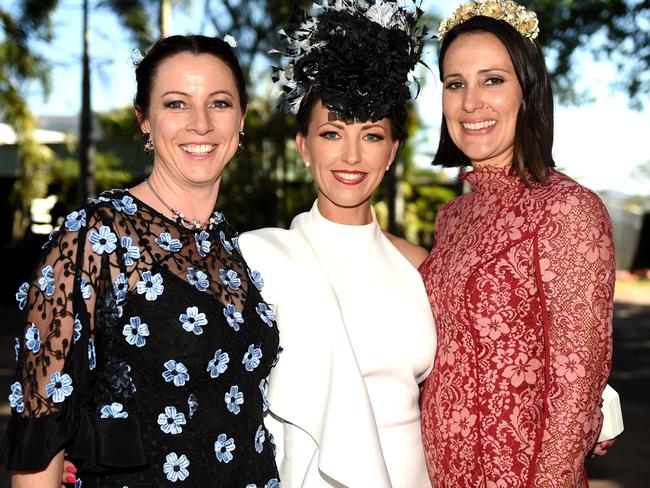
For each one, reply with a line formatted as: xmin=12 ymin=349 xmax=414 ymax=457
xmin=3 ymin=189 xmax=281 ymax=487
xmin=419 ymin=168 xmax=614 ymax=488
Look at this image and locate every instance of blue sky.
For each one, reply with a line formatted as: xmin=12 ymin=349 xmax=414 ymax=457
xmin=18 ymin=0 xmax=650 ymax=196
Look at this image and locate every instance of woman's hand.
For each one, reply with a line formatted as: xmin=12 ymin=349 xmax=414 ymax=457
xmin=61 ymin=458 xmax=77 ymax=486
xmin=591 ymin=439 xmax=616 ymax=458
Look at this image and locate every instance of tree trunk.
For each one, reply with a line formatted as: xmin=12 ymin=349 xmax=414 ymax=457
xmin=160 ymin=0 xmax=172 ymax=37
xmin=79 ymin=0 xmax=96 ymax=203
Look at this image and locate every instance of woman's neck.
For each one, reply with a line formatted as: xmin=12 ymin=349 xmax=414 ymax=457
xmin=132 ymin=169 xmax=220 ymax=224
xmin=316 ymin=195 xmax=374 ymax=226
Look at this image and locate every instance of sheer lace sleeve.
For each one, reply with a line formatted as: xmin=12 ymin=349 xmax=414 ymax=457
xmin=532 ymin=189 xmax=615 ymax=486
xmin=3 ymin=206 xmax=126 ymax=471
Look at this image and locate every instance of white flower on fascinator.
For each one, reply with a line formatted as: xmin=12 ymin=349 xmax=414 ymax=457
xmin=130 ymin=48 xmax=145 ymax=66
xmin=223 ymin=34 xmax=237 ymax=48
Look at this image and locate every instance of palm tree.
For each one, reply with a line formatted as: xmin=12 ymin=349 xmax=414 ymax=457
xmin=2 ymin=0 xmax=153 ymax=229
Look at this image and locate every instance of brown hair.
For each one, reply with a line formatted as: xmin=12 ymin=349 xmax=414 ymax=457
xmin=433 ymin=16 xmax=555 ymax=184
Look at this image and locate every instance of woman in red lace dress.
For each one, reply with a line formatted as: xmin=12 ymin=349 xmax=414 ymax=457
xmin=419 ymin=3 xmax=615 ymax=487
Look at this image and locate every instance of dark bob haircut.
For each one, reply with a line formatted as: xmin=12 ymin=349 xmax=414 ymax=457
xmin=296 ymin=90 xmax=409 ymax=144
xmin=433 ymin=16 xmax=555 ymax=184
xmin=134 ymin=34 xmax=248 ymax=118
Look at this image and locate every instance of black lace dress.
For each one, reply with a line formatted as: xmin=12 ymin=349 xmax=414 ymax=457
xmin=1 ymin=189 xmax=281 ymax=487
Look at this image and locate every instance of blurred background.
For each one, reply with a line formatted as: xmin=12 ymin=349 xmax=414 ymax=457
xmin=0 ymin=0 xmax=648 ymax=486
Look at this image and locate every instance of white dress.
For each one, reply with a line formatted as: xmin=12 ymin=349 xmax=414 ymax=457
xmin=239 ymin=201 xmax=436 ymax=488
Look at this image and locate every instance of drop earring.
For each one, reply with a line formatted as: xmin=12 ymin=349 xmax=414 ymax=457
xmin=143 ymin=133 xmax=154 ymax=154
xmin=237 ymin=131 xmax=245 ymax=152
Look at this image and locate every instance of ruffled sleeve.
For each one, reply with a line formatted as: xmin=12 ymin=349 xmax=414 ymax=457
xmin=532 ymin=188 xmax=615 ymax=486
xmin=1 ymin=205 xmax=140 ymax=471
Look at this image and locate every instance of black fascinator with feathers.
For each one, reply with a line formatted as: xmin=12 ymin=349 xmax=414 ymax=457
xmin=271 ymin=0 xmax=430 ymax=122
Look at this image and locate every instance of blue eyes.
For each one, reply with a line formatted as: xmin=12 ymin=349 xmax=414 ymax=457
xmin=318 ymin=132 xmax=384 ymax=142
xmin=164 ymin=100 xmax=232 ymax=109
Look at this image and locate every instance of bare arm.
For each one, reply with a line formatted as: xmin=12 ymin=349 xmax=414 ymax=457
xmin=12 ymin=450 xmax=65 ymax=488
xmin=384 ymin=232 xmax=430 ymax=269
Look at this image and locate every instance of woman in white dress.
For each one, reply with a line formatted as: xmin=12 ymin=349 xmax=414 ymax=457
xmin=239 ymin=2 xmax=436 ymax=487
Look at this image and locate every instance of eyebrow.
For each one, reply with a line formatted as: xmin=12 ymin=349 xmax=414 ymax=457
xmin=316 ymin=121 xmax=386 ymax=131
xmin=443 ymin=67 xmax=511 ymax=81
xmin=161 ymin=90 xmax=233 ymax=97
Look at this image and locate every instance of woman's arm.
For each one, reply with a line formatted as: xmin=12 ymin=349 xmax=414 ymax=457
xmin=532 ymin=189 xmax=616 ymax=487
xmin=12 ymin=450 xmax=65 ymax=488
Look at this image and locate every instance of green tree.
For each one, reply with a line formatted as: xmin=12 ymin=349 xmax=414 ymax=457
xmin=1 ymin=3 xmax=56 ymax=241
xmin=527 ymin=0 xmax=649 ymax=107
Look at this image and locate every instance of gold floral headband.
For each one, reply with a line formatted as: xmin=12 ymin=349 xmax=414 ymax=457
xmin=438 ymin=0 xmax=539 ymax=42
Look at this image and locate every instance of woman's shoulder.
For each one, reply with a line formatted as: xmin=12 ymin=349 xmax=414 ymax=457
xmin=543 ymin=171 xmax=609 ymax=213
xmin=383 ymin=233 xmax=430 ymax=269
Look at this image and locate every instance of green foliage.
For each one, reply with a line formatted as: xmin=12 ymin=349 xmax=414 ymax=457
xmin=527 ymin=0 xmax=649 ymax=107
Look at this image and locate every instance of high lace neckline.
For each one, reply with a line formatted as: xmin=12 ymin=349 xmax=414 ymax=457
xmin=459 ymin=165 xmax=523 ymax=193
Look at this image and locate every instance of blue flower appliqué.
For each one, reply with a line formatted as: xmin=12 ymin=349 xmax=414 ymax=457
xmin=213 ymin=211 xmax=225 ymax=224
xmin=195 ymin=231 xmax=211 ymax=257
xmin=223 ymin=303 xmax=244 ymax=332
xmin=269 ymin=431 xmax=277 ymax=456
xmin=163 ymin=360 xmax=190 ymax=387
xmin=255 ymin=302 xmax=275 ymax=327
xmin=214 ymin=433 xmax=235 ymax=463
xmin=88 ymin=338 xmax=96 ymax=370
xmin=113 ymin=273 xmax=128 ymax=302
xmin=64 ymin=209 xmax=86 ymax=232
xmin=24 ymin=323 xmax=41 ymax=354
xmin=156 ymin=232 xmax=182 ymax=253
xmin=122 ymin=316 xmax=150 ymax=347
xmin=14 ymin=337 xmax=20 ymax=361
xmin=15 ymin=282 xmax=29 ymax=310
xmin=249 ymin=269 xmax=264 ymax=291
xmin=163 ymin=452 xmax=190 ymax=482
xmin=120 ymin=235 xmax=141 ymax=266
xmin=188 ymin=393 xmax=199 ymax=418
xmin=219 ymin=231 xmax=233 ymax=254
xmin=109 ymin=361 xmax=136 ymax=397
xmin=80 ymin=278 xmax=92 ymax=300
xmin=38 ymin=265 xmax=55 ymax=297
xmin=224 ymin=385 xmax=244 ymax=415
xmin=89 ymin=226 xmax=118 ymax=254
xmin=179 ymin=306 xmax=207 ymax=335
xmin=100 ymin=402 xmax=129 ymax=418
xmin=207 ymin=349 xmax=229 ymax=378
xmin=45 ymin=371 xmax=73 ymax=403
xmin=158 ymin=406 xmax=187 ymax=435
xmin=73 ymin=315 xmax=82 ymax=343
xmin=219 ymin=269 xmax=241 ymax=290
xmin=242 ymin=345 xmax=262 ymax=372
xmin=8 ymin=382 xmax=24 ymax=413
xmin=231 ymin=234 xmax=240 ymax=252
xmin=265 ymin=479 xmax=281 ymax=488
xmin=259 ymin=378 xmax=270 ymax=412
xmin=42 ymin=227 xmax=60 ymax=249
xmin=187 ymin=267 xmax=209 ymax=292
xmin=112 ymin=195 xmax=137 ymax=215
xmin=255 ymin=424 xmax=265 ymax=453
xmin=137 ymin=270 xmax=164 ymax=301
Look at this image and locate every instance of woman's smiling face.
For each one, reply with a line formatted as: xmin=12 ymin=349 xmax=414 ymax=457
xmin=137 ymin=52 xmax=245 ymax=187
xmin=296 ymin=101 xmax=399 ymax=224
xmin=441 ymin=31 xmax=523 ymax=169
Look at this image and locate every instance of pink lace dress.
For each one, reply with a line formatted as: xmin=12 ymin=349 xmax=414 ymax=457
xmin=419 ymin=167 xmax=615 ymax=488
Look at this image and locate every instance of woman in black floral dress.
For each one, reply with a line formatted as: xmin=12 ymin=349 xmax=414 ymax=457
xmin=2 ymin=35 xmax=280 ymax=488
